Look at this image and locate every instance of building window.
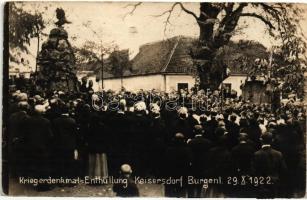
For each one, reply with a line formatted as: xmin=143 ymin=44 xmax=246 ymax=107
xmin=223 ymin=83 xmax=231 ymax=93
xmin=177 ymin=83 xmax=188 ymax=91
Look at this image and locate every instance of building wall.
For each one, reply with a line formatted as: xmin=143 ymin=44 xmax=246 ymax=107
xmin=222 ymin=75 xmax=247 ymax=96
xmin=104 ymin=74 xmax=164 ymax=91
xmin=165 ymin=74 xmax=195 ymax=92
xmin=85 ymin=73 xmax=195 ymax=92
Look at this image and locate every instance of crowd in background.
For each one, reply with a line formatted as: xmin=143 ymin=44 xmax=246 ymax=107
xmin=5 ymin=76 xmax=306 ymax=198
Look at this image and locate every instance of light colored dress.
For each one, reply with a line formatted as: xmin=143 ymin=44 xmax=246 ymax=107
xmin=88 ymin=153 xmax=108 ymax=178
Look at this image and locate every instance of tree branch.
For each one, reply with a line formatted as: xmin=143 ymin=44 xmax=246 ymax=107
xmin=240 ymin=13 xmax=275 ymax=29
xmin=122 ymin=2 xmax=142 ymax=20
xmin=219 ymin=3 xmax=247 ymax=29
xmin=176 ymin=2 xmax=198 ymax=20
xmin=152 ymin=2 xmax=198 ymax=35
xmin=252 ymin=3 xmax=282 ymax=25
xmin=152 ymin=2 xmax=198 ymax=20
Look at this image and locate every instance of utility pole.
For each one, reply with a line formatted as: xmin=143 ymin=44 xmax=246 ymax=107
xmin=268 ymin=47 xmax=273 ymax=78
xmin=35 ymin=30 xmax=40 ymax=80
xmin=101 ymin=53 xmax=104 ymax=90
xmin=119 ymin=52 xmax=123 ymax=89
xmin=220 ymin=69 xmax=224 ymax=112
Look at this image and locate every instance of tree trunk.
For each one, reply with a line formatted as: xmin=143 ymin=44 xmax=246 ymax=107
xmin=194 ymin=24 xmax=223 ymax=90
xmin=193 ymin=3 xmax=246 ymax=90
xmin=193 ymin=4 xmax=223 ymax=90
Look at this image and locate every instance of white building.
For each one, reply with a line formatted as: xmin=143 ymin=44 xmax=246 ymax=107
xmin=85 ymin=36 xmax=197 ymax=92
xmin=221 ymin=74 xmax=247 ymax=96
xmin=79 ymin=36 xmax=247 ymax=95
xmin=98 ymin=73 xmax=195 ymax=92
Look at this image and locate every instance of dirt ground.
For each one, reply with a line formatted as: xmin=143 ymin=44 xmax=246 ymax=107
xmin=8 ymin=178 xmax=164 ymax=197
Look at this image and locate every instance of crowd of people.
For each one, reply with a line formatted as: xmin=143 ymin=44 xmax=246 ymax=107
xmin=5 ymin=77 xmax=306 ymax=198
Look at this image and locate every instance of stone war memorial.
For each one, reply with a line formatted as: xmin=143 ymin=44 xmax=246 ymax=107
xmin=37 ymin=8 xmax=79 ymax=93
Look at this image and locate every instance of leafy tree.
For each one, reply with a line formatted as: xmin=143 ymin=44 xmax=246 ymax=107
xmin=74 ymin=41 xmax=132 ymax=77
xmin=108 ymin=50 xmax=131 ymax=77
xmin=74 ymin=40 xmax=118 ymax=65
xmin=8 ymin=2 xmax=45 ymax=65
xmin=271 ymin=41 xmax=307 ymax=98
xmin=126 ymin=3 xmax=306 ymax=90
xmin=215 ymin=40 xmax=268 ymax=75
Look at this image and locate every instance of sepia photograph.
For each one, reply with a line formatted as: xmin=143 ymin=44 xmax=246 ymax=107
xmin=2 ymin=1 xmax=307 ymax=198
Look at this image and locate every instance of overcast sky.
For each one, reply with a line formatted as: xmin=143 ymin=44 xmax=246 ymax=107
xmin=15 ymin=2 xmax=307 ymax=71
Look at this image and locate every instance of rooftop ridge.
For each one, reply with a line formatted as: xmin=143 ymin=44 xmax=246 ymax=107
xmin=161 ymin=36 xmax=181 ymax=72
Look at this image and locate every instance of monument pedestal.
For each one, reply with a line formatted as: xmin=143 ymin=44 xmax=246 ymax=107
xmin=37 ymin=27 xmax=79 ymax=93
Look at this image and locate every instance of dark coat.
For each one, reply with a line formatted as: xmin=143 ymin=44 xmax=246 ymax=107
xmin=45 ymin=106 xmax=62 ymax=122
xmin=188 ymin=136 xmax=213 ymax=176
xmin=207 ymin=139 xmax=232 ymax=178
xmin=171 ymin=118 xmax=193 ymax=139
xmin=129 ymin=113 xmax=150 ymax=152
xmin=25 ymin=114 xmax=53 ymax=153
xmin=87 ymin=111 xmax=109 ymax=153
xmin=79 ymin=83 xmax=87 ymax=93
xmin=148 ymin=116 xmax=167 ymax=140
xmin=226 ymin=121 xmax=240 ymax=149
xmin=206 ymin=118 xmax=218 ymax=141
xmin=246 ymin=119 xmax=261 ymax=146
xmin=8 ymin=111 xmax=30 ymax=176
xmin=163 ymin=139 xmax=192 ymax=178
xmin=148 ymin=116 xmax=167 ymax=154
xmin=231 ymin=142 xmax=256 ymax=174
xmin=24 ymin=114 xmax=53 ymax=178
xmin=113 ymin=177 xmax=139 ymax=197
xmin=252 ymin=146 xmax=287 ymax=182
xmin=8 ymin=111 xmax=30 ymax=148
xmin=273 ymin=123 xmax=301 ymax=170
xmin=8 ymin=102 xmax=19 ymax=115
xmin=53 ymin=115 xmax=78 ymax=151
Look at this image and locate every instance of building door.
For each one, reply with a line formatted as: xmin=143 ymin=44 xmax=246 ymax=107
xmin=177 ymin=83 xmax=188 ymax=91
